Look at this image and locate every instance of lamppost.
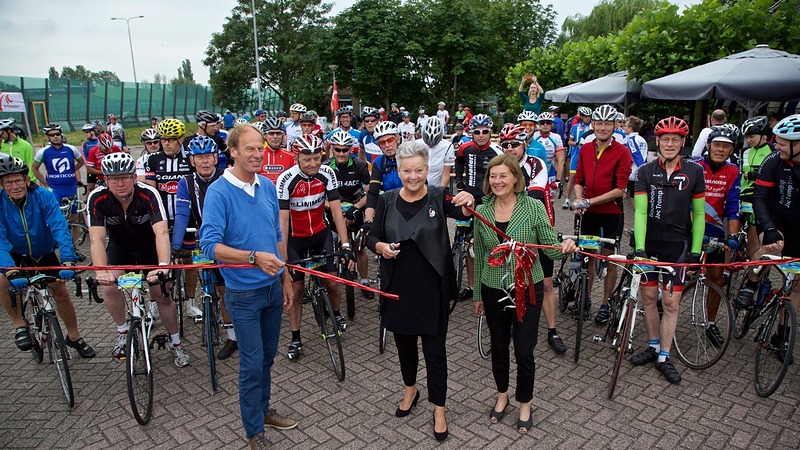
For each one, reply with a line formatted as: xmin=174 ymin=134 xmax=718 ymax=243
xmin=111 ymin=16 xmax=144 ymax=84
xmin=329 ymin=64 xmax=338 ymax=86
xmin=252 ymin=0 xmax=262 ymax=110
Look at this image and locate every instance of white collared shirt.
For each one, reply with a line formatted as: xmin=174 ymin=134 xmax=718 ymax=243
xmin=222 ymin=167 xmax=260 ymax=197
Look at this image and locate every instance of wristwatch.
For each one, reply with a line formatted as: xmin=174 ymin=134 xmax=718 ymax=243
xmin=248 ymin=250 xmax=257 ymax=265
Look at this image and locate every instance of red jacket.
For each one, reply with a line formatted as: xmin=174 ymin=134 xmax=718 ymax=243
xmin=574 ymin=139 xmax=632 ymax=215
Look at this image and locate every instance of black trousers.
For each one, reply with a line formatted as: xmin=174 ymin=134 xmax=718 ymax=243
xmin=393 ymin=333 xmax=447 ymax=406
xmin=481 ymin=283 xmax=543 ymax=403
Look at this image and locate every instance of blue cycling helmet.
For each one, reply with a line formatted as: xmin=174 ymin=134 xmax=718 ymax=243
xmin=773 ymin=114 xmax=800 ymax=141
xmin=186 ymin=135 xmax=219 ymax=155
xmin=470 ymin=113 xmax=493 ymax=130
xmin=255 ymin=109 xmax=266 ymax=116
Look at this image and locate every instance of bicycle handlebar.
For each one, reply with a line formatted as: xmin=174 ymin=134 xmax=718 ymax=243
xmin=287 ymin=251 xmax=345 ymax=266
xmin=560 ymin=234 xmax=617 ymax=245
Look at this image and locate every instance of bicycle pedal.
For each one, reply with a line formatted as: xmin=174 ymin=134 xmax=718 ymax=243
xmin=592 ymin=335 xmax=603 ymax=342
xmin=150 ymin=334 xmax=169 ymax=350
xmin=192 ymin=317 xmax=203 ymax=324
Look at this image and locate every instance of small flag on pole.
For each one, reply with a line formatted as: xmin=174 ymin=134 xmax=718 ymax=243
xmin=330 ymin=82 xmax=339 ymax=117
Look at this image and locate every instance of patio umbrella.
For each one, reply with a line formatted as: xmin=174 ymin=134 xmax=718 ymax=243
xmin=565 ymin=71 xmax=641 ymax=114
xmin=641 ymin=45 xmax=800 ymax=114
xmin=545 ymin=81 xmax=583 ymax=103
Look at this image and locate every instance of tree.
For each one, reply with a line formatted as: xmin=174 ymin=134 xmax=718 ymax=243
xmin=558 ymin=0 xmax=659 ymax=44
xmin=48 ymin=67 xmax=59 ymax=79
xmin=57 ymin=65 xmax=120 ymax=82
xmin=205 ymin=0 xmax=333 ymax=112
xmin=153 ymin=73 xmax=166 ymax=84
xmin=171 ymin=59 xmax=197 ymax=85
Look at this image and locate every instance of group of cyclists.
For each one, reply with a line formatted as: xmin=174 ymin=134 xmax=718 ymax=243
xmin=0 ymin=97 xmax=799 ymax=412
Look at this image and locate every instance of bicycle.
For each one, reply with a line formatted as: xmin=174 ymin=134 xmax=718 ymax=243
xmin=557 ymin=214 xmax=617 ymax=362
xmin=449 ymin=218 xmax=472 ymax=314
xmin=725 ymin=201 xmax=753 ymax=304
xmin=59 ymin=185 xmax=92 ymax=269
xmin=604 ymin=256 xmax=676 ymax=399
xmin=9 ymin=270 xmax=82 ymax=408
xmin=733 ymin=255 xmax=799 ymax=397
xmin=289 ymin=252 xmax=346 ymax=381
xmin=671 ymin=238 xmax=732 ymax=370
xmin=86 ymin=271 xmax=171 ymax=424
xmin=334 ymin=214 xmax=363 ymax=319
xmin=477 ymin=312 xmax=490 ymax=359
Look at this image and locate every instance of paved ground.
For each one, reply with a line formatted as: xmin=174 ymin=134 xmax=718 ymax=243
xmin=1 ymin=200 xmax=799 ymax=449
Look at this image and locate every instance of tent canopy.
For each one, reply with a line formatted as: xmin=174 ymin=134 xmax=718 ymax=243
xmin=565 ymin=71 xmax=641 ymax=104
xmin=544 ymin=81 xmax=583 ymax=103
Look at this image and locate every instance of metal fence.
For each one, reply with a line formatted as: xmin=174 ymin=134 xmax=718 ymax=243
xmin=0 ymin=75 xmax=288 ymax=135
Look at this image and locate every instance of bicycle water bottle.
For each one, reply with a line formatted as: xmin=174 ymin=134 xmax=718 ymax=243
xmin=755 ymin=279 xmax=772 ymax=307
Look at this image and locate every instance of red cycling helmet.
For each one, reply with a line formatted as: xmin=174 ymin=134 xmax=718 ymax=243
xmin=97 ymin=132 xmax=114 ymax=150
xmin=498 ymin=123 xmax=528 ymax=142
xmin=654 ymin=116 xmax=689 ymax=137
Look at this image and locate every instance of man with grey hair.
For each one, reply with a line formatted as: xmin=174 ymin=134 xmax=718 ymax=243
xmin=692 ymin=109 xmax=727 ymax=158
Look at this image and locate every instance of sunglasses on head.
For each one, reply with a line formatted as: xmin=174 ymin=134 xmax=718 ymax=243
xmin=377 ymin=136 xmax=396 ymax=146
xmin=473 ymin=129 xmax=491 ymax=135
xmin=500 ymin=141 xmax=523 ymax=149
xmin=332 ymin=147 xmax=351 ymax=153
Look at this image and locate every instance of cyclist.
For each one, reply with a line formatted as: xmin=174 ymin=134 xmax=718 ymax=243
xmin=183 ymin=110 xmax=228 ymax=168
xmin=421 ymin=117 xmax=455 ymax=188
xmin=572 ymin=105 xmax=632 ymax=325
xmin=80 ymin=124 xmax=100 ymax=192
xmin=531 ymin=111 xmax=566 ymax=201
xmin=328 ymin=130 xmax=372 ymax=297
xmin=364 ymin=121 xmax=404 ymax=223
xmin=564 ymin=106 xmax=593 ymax=209
xmin=135 ymin=128 xmax=162 ymax=179
xmin=254 ymin=109 xmax=267 ymax=123
xmin=87 ymin=152 xmax=189 ymax=367
xmin=0 ymin=118 xmax=37 ymax=182
xmin=285 ymin=103 xmax=307 ymax=146
xmin=276 ymin=135 xmax=354 ymax=360
xmin=171 ymin=136 xmax=238 ymax=360
xmin=738 ymin=116 xmax=774 ymax=261
xmin=450 ymin=123 xmax=469 ymax=147
xmin=631 ymin=116 xmax=705 ymax=384
xmin=0 ymin=156 xmax=96 ymax=358
xmin=453 ymin=114 xmax=503 ymax=300
xmin=548 ymin=105 xmax=565 ymax=140
xmin=258 ymin=117 xmax=295 ymax=185
xmin=739 ymin=114 xmax=800 ymax=326
xmin=298 ymin=113 xmax=322 ymax=140
xmin=416 ymin=107 xmax=429 ymax=137
xmin=517 ymin=111 xmax=538 ymax=142
xmin=106 ymin=114 xmax=128 ymax=152
xmin=624 ymin=115 xmax=649 ymax=205
xmin=435 ymin=101 xmax=449 ymax=134
xmin=85 ymin=132 xmax=123 ymax=187
xmin=326 ymin=107 xmax=360 ymax=155
xmin=359 ymin=107 xmax=382 ymax=163
xmin=692 ymin=126 xmax=741 ymax=346
xmin=398 ymin=111 xmax=416 ymax=143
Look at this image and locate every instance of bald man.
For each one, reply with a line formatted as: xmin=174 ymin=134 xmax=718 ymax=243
xmin=692 ymin=109 xmax=727 ymax=158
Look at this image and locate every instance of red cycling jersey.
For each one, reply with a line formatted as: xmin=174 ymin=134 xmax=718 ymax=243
xmin=276 ymin=164 xmax=341 ymax=238
xmin=260 ymin=146 xmax=295 ymax=184
xmin=574 ymin=139 xmax=632 ymax=215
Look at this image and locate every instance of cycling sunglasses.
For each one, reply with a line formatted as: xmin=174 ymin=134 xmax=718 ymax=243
xmin=332 ymin=147 xmax=351 ymax=153
xmin=377 ymin=136 xmax=396 ymax=146
xmin=472 ymin=129 xmax=491 ymax=135
xmin=500 ymin=141 xmax=524 ymax=149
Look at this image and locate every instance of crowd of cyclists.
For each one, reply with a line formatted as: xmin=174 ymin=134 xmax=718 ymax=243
xmin=1 ymin=91 xmax=799 ymax=446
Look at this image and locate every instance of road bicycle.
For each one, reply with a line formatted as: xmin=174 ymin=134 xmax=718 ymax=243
xmin=58 ymin=185 xmax=92 ymax=270
xmin=10 ymin=270 xmax=82 ymax=408
xmin=449 ymin=218 xmax=472 ymax=314
xmin=87 ymin=271 xmax=171 ymax=424
xmin=187 ymin=249 xmax=224 ymax=392
xmin=725 ymin=201 xmax=753 ymax=303
xmin=556 ymin=214 xmax=617 ymax=362
xmin=289 ymin=252 xmax=346 ymax=381
xmin=672 ymin=238 xmax=732 ymax=370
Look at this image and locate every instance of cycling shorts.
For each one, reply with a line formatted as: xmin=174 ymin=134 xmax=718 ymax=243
xmin=704 ymin=246 xmax=726 ymax=264
xmin=107 ymin=241 xmax=159 ymax=267
xmin=581 ymin=212 xmax=623 ymax=241
xmin=642 ymin=239 xmax=688 ymax=288
xmin=569 ymin=148 xmax=580 ymax=174
xmin=10 ymin=252 xmax=61 ymax=278
xmin=287 ymin=228 xmax=335 ymax=282
xmin=538 ymin=250 xmax=553 ymax=278
xmin=52 ymin=185 xmax=78 ymax=204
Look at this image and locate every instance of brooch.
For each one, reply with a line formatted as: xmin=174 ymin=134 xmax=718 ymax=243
xmin=429 ymin=206 xmax=436 ymax=218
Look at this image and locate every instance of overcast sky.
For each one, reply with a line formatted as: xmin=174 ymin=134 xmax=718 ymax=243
xmin=5 ymin=0 xmax=699 ymax=85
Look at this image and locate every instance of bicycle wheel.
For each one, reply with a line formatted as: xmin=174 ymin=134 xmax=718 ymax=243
xmin=204 ymin=296 xmax=218 ymax=392
xmin=345 ymin=269 xmax=355 ymax=319
xmin=731 ymin=266 xmax=755 ymax=340
xmin=574 ymin=272 xmax=588 ymax=363
xmin=22 ymin=301 xmax=44 ymax=363
xmin=555 ymin=259 xmax=570 ymax=313
xmin=673 ymin=279 xmax=732 ymax=370
xmin=319 ymin=291 xmax=345 ymax=381
xmin=171 ymin=268 xmax=185 ymax=336
xmin=126 ymin=319 xmax=154 ymax=425
xmin=608 ymin=298 xmax=634 ymax=400
xmin=68 ymin=223 xmax=91 ymax=270
xmin=378 ymin=298 xmax=387 ymax=354
xmin=46 ymin=313 xmax=74 ymax=408
xmin=477 ymin=313 xmax=491 ymax=359
xmin=754 ymin=301 xmax=796 ymax=397
xmin=450 ymin=243 xmax=465 ymax=314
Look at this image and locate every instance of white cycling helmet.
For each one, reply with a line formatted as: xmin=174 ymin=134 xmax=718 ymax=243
xmin=329 ymin=130 xmax=355 ymax=147
xmin=289 ymin=103 xmax=307 ymax=114
xmin=517 ymin=111 xmax=538 ymax=123
xmin=536 ymin=112 xmax=554 ymax=122
xmin=592 ymin=104 xmax=618 ymax=122
xmin=373 ymin=121 xmax=399 ymax=139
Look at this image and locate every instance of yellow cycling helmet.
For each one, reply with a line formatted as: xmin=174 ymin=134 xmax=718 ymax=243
xmin=157 ymin=118 xmax=186 ymax=138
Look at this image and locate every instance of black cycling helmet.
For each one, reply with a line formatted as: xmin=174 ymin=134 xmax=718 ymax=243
xmin=196 ymin=110 xmax=219 ymax=124
xmin=742 ymin=116 xmax=769 ymax=136
xmin=0 ymin=155 xmax=29 ymax=178
xmin=263 ymin=117 xmax=284 ymax=132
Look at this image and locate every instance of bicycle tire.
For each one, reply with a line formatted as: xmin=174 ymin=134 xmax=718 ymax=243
xmin=22 ymin=301 xmax=44 ymax=363
xmin=754 ymin=301 xmax=796 ymax=397
xmin=672 ymin=279 xmax=731 ymax=370
xmin=319 ymin=291 xmax=346 ymax=381
xmin=450 ymin=244 xmax=465 ymax=314
xmin=172 ymin=268 xmax=185 ymax=337
xmin=477 ymin=314 xmax=491 ymax=359
xmin=47 ymin=313 xmax=74 ymax=408
xmin=345 ymin=269 xmax=356 ymax=319
xmin=608 ymin=298 xmax=634 ymax=400
xmin=126 ymin=319 xmax=154 ymax=425
xmin=574 ymin=273 xmax=588 ymax=363
xmin=556 ymin=259 xmax=570 ymax=313
xmin=378 ymin=298 xmax=387 ymax=354
xmin=731 ymin=266 xmax=755 ymax=340
xmin=204 ymin=296 xmax=218 ymax=392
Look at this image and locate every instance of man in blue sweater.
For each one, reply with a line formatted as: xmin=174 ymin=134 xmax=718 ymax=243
xmin=200 ymin=124 xmax=297 ymax=449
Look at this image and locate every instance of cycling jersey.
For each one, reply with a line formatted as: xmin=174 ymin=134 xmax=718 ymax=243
xmin=325 ymin=127 xmax=360 ymax=155
xmin=86 ymin=144 xmax=123 ymax=182
xmin=574 ymin=139 xmax=632 ymax=215
xmin=454 ymin=140 xmax=503 ymax=204
xmin=260 ymin=147 xmax=295 ymax=185
xmin=182 ymin=133 xmax=228 ymax=167
xmin=365 ymin=154 xmax=402 ymax=209
xmin=531 ymin=131 xmax=564 ymax=175
xmin=136 ymin=151 xmax=160 ymax=178
xmin=86 ymin=181 xmax=167 ymax=251
xmin=285 ymin=121 xmax=302 ymax=146
xmin=692 ymin=156 xmax=740 ymax=237
xmin=398 ymin=122 xmax=416 ymax=143
xmin=568 ymin=122 xmax=591 ymax=174
xmin=427 ymin=140 xmax=455 ymax=187
xmin=525 ymin=139 xmax=547 ymax=169
xmin=81 ymin=138 xmax=98 ymax=160
xmin=520 ymin=155 xmax=554 ymax=226
xmin=329 ymin=156 xmax=369 ymax=204
xmin=740 ymin=144 xmax=773 ymax=200
xmin=172 ymin=168 xmax=223 ymax=250
xmin=359 ymin=129 xmax=381 ymax=163
xmin=753 ymin=150 xmax=800 ymax=233
xmin=143 ymin=151 xmax=193 ymax=222
xmin=276 ymin=164 xmax=341 ymax=238
xmin=634 ymin=157 xmax=705 ymax=243
xmin=34 ymin=144 xmax=82 ymax=190
xmin=626 ymin=132 xmax=648 ymax=181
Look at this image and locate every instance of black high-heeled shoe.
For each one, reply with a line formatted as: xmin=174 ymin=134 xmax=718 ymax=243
xmin=395 ymin=390 xmax=420 ymax=417
xmin=433 ymin=412 xmax=448 ymax=441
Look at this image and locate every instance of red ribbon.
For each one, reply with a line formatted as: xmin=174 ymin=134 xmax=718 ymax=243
xmin=487 ymin=241 xmax=538 ymax=321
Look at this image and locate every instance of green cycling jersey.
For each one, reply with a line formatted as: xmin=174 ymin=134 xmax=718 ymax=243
xmin=740 ymin=144 xmax=773 ymax=197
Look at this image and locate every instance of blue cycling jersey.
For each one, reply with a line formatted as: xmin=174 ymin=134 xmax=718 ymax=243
xmin=34 ymin=144 xmax=82 ymax=188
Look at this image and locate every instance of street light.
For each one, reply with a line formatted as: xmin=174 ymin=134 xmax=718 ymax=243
xmin=329 ymin=64 xmax=338 ymax=86
xmin=251 ymin=0 xmax=262 ymax=110
xmin=111 ymin=15 xmax=144 ymax=84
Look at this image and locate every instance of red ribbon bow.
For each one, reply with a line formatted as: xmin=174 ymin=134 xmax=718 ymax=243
xmin=487 ymin=240 xmax=538 ymax=321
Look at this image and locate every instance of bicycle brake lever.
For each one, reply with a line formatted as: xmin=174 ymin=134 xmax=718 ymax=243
xmin=74 ymin=276 xmax=83 ymax=299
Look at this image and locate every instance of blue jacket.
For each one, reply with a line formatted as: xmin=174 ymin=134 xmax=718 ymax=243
xmin=0 ymin=185 xmax=77 ymax=268
xmin=199 ymin=174 xmax=284 ymax=290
